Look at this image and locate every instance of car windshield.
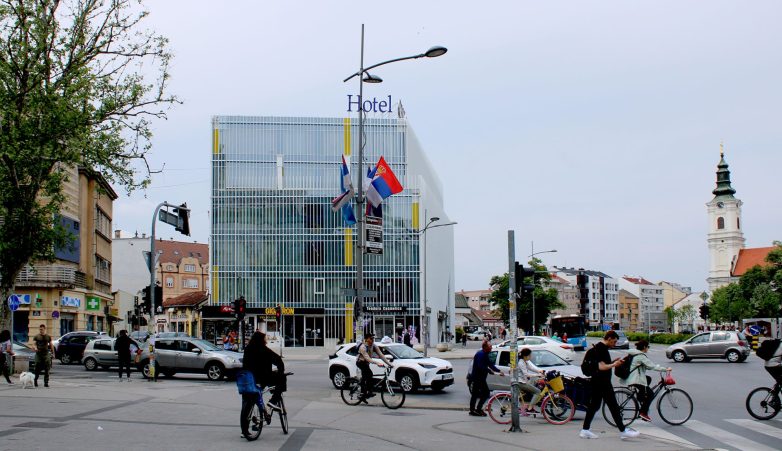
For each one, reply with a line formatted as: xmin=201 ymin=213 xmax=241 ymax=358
xmin=529 ymin=350 xmax=569 ymax=367
xmin=383 ymin=344 xmax=424 ymax=359
xmin=190 ymin=339 xmax=220 ymax=351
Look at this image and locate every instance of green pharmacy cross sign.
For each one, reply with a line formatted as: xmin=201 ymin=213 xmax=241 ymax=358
xmin=86 ymin=296 xmax=101 ymax=311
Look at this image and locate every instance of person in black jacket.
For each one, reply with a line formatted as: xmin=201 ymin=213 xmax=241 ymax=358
xmin=468 ymin=340 xmax=504 ymax=416
xmin=243 ymin=332 xmax=285 ymax=409
xmin=115 ymin=330 xmax=133 ymax=381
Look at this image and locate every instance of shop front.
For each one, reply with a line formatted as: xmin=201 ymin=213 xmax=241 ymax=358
xmin=201 ymin=305 xmax=237 ymax=345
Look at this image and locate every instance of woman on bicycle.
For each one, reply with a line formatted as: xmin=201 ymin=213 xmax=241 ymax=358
xmin=620 ymin=339 xmax=671 ymax=422
xmin=519 ymin=347 xmax=545 ymax=413
xmin=243 ymin=332 xmax=285 ymax=410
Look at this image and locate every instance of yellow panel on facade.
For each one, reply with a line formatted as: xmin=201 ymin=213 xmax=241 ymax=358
xmin=211 ymin=265 xmax=219 ymax=301
xmin=213 ymin=129 xmax=220 ymax=154
xmin=344 ymin=228 xmax=353 ymax=266
xmin=343 ymin=118 xmax=351 ymax=156
xmin=412 ymin=202 xmax=420 ymax=230
xmin=345 ymin=302 xmax=354 ymax=343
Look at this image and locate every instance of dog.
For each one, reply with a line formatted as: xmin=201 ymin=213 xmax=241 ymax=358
xmin=19 ymin=372 xmax=34 ymax=389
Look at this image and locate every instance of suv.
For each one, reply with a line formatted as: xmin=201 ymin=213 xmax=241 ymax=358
xmin=55 ymin=331 xmax=107 ymax=364
xmin=666 ymin=331 xmax=750 ymax=363
xmin=82 ymin=337 xmax=142 ymax=371
xmin=137 ymin=336 xmax=243 ymax=381
xmin=328 ymin=342 xmax=454 ymax=393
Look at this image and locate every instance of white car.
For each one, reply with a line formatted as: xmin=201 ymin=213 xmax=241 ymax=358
xmin=328 ymin=343 xmax=454 ymax=393
xmin=468 ymin=347 xmax=584 ymax=391
xmin=496 ymin=335 xmax=576 ymax=362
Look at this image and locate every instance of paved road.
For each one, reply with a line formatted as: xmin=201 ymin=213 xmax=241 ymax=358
xmin=35 ymin=341 xmax=782 ymax=451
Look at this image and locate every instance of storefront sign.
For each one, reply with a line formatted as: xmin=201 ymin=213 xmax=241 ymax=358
xmin=364 ymin=305 xmax=408 ymax=313
xmin=264 ymin=307 xmax=294 ymax=315
xmin=365 ymin=215 xmax=383 ymax=255
xmin=347 ymin=95 xmax=393 ymax=113
xmin=86 ymin=296 xmax=101 ymax=311
xmin=220 ymin=305 xmax=234 ymax=313
xmin=61 ymin=296 xmax=81 ymax=307
xmin=156 ymin=318 xmax=167 ymax=324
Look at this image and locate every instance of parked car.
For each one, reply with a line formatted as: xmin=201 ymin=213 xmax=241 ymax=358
xmin=82 ymin=337 xmax=142 ymax=371
xmin=328 ymin=342 xmax=454 ymax=393
xmin=130 ymin=331 xmax=151 ymax=343
xmin=496 ymin=336 xmax=577 ymax=362
xmin=466 ymin=331 xmax=487 ymax=341
xmin=12 ymin=341 xmax=37 ymax=373
xmin=55 ymin=331 xmax=107 ymax=364
xmin=137 ymin=336 xmax=243 ymax=381
xmin=665 ymin=331 xmax=750 ymax=363
xmin=468 ymin=347 xmax=584 ymax=391
xmin=614 ymin=331 xmax=630 ymax=350
xmin=152 ymin=332 xmax=190 ymax=339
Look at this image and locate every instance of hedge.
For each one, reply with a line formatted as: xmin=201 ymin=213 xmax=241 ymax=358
xmin=585 ymin=331 xmax=693 ymax=345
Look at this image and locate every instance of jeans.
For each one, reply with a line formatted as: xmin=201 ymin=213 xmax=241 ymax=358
xmin=118 ymin=355 xmax=132 ymax=378
xmin=766 ymin=366 xmax=782 ymax=387
xmin=1 ymin=354 xmax=11 ymax=383
xmin=519 ymin=381 xmax=542 ymax=408
xmin=357 ymin=361 xmax=372 ymax=396
xmin=583 ymin=381 xmax=625 ymax=432
xmin=469 ymin=379 xmax=490 ymax=412
xmin=632 ymin=383 xmax=654 ymax=415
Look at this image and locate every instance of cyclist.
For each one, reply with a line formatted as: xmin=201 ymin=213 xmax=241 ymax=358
xmin=357 ymin=333 xmax=392 ymax=403
xmin=243 ymin=331 xmax=285 ymax=410
xmin=469 ymin=340 xmax=504 ymax=416
xmin=619 ymin=339 xmax=671 ymax=422
xmin=519 ymin=347 xmax=545 ymax=413
xmin=764 ymin=339 xmax=782 ymax=386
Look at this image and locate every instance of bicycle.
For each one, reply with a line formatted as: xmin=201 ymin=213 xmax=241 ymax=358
xmin=240 ymin=371 xmax=293 ymax=441
xmin=486 ymin=371 xmax=575 ymax=425
xmin=341 ymin=366 xmax=405 ymax=409
xmin=746 ymin=380 xmax=781 ymax=420
xmin=604 ymin=371 xmax=693 ymax=426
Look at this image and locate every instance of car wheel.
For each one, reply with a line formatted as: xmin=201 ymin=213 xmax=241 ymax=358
xmin=206 ymin=362 xmax=225 ymax=381
xmin=60 ymin=354 xmax=72 ymax=365
xmin=331 ymin=367 xmax=349 ymax=389
xmin=726 ymin=350 xmax=741 ymax=363
xmin=672 ymin=350 xmax=687 ymax=363
xmin=397 ymin=371 xmax=419 ymax=393
xmin=83 ymin=357 xmax=97 ymax=371
xmin=140 ymin=360 xmax=153 ymax=379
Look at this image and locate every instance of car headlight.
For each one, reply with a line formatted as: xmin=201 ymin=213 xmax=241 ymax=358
xmin=418 ymin=363 xmax=437 ymax=369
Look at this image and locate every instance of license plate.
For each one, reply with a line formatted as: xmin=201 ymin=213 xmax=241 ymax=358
xmin=442 ymin=374 xmax=453 ymax=380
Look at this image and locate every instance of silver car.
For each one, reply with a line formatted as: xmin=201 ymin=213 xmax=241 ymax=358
xmin=665 ymin=331 xmax=750 ymax=363
xmin=82 ymin=337 xmax=142 ymax=371
xmin=468 ymin=347 xmax=584 ymax=391
xmin=137 ymin=336 xmax=243 ymax=381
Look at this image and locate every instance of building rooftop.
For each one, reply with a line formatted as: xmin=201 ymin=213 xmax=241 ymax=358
xmin=732 ymin=247 xmax=776 ymax=277
xmin=622 ymin=276 xmax=656 ymax=285
xmin=553 ymin=267 xmax=613 ymax=279
xmin=163 ymin=291 xmax=209 ymax=308
xmin=155 ymin=239 xmax=209 ymax=266
xmin=618 ymin=289 xmax=640 ymax=299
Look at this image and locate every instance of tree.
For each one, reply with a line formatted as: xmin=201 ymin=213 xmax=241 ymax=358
xmin=709 ymin=284 xmax=751 ymax=323
xmin=0 ymin=0 xmax=178 ymax=329
xmin=678 ymin=304 xmax=696 ymax=331
xmin=488 ymin=258 xmax=564 ymax=334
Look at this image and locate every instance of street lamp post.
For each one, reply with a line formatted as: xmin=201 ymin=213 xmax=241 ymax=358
xmin=420 ymin=212 xmax=457 ymax=356
xmin=344 ymin=25 xmax=446 ymax=346
xmin=529 ymin=241 xmax=557 ymax=335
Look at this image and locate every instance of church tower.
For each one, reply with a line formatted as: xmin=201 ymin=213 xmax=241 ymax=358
xmin=707 ymin=146 xmax=745 ymax=291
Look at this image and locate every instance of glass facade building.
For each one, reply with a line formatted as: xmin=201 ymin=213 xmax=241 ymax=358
xmin=210 ymin=116 xmax=454 ymax=348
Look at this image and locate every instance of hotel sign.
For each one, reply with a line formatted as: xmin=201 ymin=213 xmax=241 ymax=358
xmin=347 ymin=95 xmax=393 ymax=113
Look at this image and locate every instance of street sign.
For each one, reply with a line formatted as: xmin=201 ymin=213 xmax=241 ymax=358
xmin=365 ymin=215 xmax=383 ymax=255
xmin=158 ymin=210 xmax=180 ymax=227
xmin=700 ymin=292 xmax=709 ymax=301
xmin=52 ymin=311 xmax=60 ymax=318
xmin=340 ymin=288 xmax=378 ymax=298
xmin=7 ymin=296 xmax=19 ymax=312
xmin=143 ymin=251 xmax=161 ymax=273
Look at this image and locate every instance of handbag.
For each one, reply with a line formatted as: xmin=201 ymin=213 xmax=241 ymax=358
xmin=236 ymin=369 xmax=259 ymax=395
xmin=663 ymin=370 xmax=676 ymax=386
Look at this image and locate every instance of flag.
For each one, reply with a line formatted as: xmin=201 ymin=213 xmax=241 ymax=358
xmin=365 ymin=156 xmax=403 ymax=207
xmin=331 ymin=155 xmax=356 ymax=225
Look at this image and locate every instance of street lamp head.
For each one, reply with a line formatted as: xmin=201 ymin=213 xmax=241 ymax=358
xmin=362 ymin=73 xmax=383 ymax=83
xmin=430 ymin=217 xmax=440 ymax=223
xmin=425 ymin=46 xmax=448 ymax=58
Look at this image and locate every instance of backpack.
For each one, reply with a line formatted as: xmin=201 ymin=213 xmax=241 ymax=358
xmin=581 ymin=346 xmax=599 ymax=377
xmin=756 ymin=338 xmax=781 ymax=361
xmin=614 ymin=354 xmax=636 ymax=379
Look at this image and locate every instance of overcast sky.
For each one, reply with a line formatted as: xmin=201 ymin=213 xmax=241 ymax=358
xmin=113 ymin=1 xmax=782 ymax=293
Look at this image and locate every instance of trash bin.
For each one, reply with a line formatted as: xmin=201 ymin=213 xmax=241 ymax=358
xmin=12 ymin=354 xmax=30 ymax=374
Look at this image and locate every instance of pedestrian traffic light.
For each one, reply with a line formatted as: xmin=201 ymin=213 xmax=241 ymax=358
xmin=234 ymin=296 xmax=246 ymax=320
xmin=173 ymin=202 xmax=191 ymax=236
xmin=514 ymin=262 xmax=535 ymax=295
xmin=275 ymin=304 xmax=282 ymax=320
xmin=154 ymin=285 xmax=163 ymax=313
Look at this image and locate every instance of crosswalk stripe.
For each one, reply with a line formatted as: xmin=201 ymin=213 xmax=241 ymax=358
xmin=631 ymin=424 xmax=700 ymax=449
xmin=684 ymin=420 xmax=777 ymax=451
xmin=726 ymin=419 xmax=782 ymax=440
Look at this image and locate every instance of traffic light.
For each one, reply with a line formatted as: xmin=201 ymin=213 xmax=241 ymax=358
xmin=514 ymin=262 xmax=535 ymax=295
xmin=154 ymin=285 xmax=163 ymax=313
xmin=275 ymin=304 xmax=282 ymax=320
xmin=699 ymin=304 xmax=709 ymax=320
xmin=173 ymin=203 xmax=191 ymax=236
xmin=234 ymin=296 xmax=246 ymax=320
xmin=141 ymin=285 xmax=151 ymax=314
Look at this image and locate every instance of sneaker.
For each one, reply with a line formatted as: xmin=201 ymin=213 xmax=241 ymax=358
xmin=579 ymin=429 xmax=599 ymax=439
xmin=476 ymin=410 xmax=487 ymax=417
xmin=620 ymin=427 xmax=640 ymax=439
xmin=44 ymin=383 xmax=49 ymax=388
xmin=34 ymin=380 xmax=38 ymax=388
xmin=468 ymin=410 xmax=482 ymax=417
xmin=639 ymin=412 xmax=651 ymax=422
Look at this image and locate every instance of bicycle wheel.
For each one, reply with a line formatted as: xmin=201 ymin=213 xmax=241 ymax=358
xmin=240 ymin=395 xmax=263 ymax=441
xmin=603 ymin=387 xmax=639 ymax=427
xmin=487 ymin=392 xmax=513 ymax=425
xmin=341 ymin=379 xmax=363 ymax=406
xmin=746 ymin=387 xmax=781 ymax=421
xmin=381 ymin=381 xmax=406 ymax=409
xmin=542 ymin=393 xmax=575 ymax=425
xmin=657 ymin=388 xmax=693 ymax=425
xmin=278 ymin=398 xmax=288 ymax=434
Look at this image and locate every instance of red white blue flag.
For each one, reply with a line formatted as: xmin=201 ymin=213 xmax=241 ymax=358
xmin=365 ymin=156 xmax=403 ymax=208
xmin=331 ymin=155 xmax=356 ymax=225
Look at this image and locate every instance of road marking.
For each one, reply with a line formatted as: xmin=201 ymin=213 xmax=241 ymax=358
xmin=726 ymin=419 xmax=782 ymax=440
xmin=632 ymin=424 xmax=699 ymax=449
xmin=684 ymin=420 xmax=777 ymax=451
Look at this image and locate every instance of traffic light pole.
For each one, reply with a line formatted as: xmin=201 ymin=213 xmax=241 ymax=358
xmin=507 ymin=231 xmax=523 ymax=432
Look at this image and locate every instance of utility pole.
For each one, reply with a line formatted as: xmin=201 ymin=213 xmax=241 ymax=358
xmin=507 ymin=231 xmax=523 ymax=432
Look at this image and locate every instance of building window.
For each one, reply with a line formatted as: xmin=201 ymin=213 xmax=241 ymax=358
xmin=95 ymin=208 xmax=111 ymax=238
xmin=717 ymin=217 xmax=725 ymax=229
xmin=95 ymin=255 xmax=110 ymax=283
xmin=167 ymin=265 xmax=175 ymax=271
xmin=184 ymin=264 xmax=196 ymax=273
xmin=87 ymin=315 xmax=95 ymax=331
xmin=737 ymin=217 xmax=740 ymax=229
xmin=166 ymin=277 xmax=174 ymax=288
xmin=314 ymin=278 xmax=325 ymax=295
xmin=183 ymin=279 xmax=198 ymax=289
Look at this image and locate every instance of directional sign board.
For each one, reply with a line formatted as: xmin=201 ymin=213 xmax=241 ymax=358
xmin=365 ymin=216 xmax=383 ymax=255
xmin=7 ymin=296 xmax=20 ymax=312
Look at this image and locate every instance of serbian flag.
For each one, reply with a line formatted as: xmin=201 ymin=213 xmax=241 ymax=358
xmin=331 ymin=155 xmax=356 ymax=225
xmin=365 ymin=156 xmax=403 ymax=207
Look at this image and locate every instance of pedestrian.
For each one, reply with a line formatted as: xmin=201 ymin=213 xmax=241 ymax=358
xmin=403 ymin=330 xmax=412 ymax=348
xmin=468 ymin=340 xmax=504 ymax=416
xmin=562 ymin=332 xmax=568 ymax=343
xmin=618 ymin=340 xmax=671 ymax=422
xmin=32 ymin=324 xmax=54 ymax=388
xmin=579 ymin=330 xmax=640 ymax=440
xmin=0 ymin=330 xmax=14 ymax=384
xmin=552 ymin=332 xmax=561 ymax=342
xmin=115 ymin=330 xmax=133 ymax=382
xmin=461 ymin=332 xmax=467 ymax=347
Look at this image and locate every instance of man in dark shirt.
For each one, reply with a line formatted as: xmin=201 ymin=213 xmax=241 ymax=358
xmin=469 ymin=340 xmax=504 ymax=416
xmin=580 ymin=330 xmax=639 ymax=440
xmin=33 ymin=324 xmax=55 ymax=388
xmin=115 ymin=330 xmax=133 ymax=381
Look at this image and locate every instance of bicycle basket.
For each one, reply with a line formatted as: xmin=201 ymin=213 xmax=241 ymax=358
xmin=236 ymin=370 xmax=259 ymax=395
xmin=548 ymin=375 xmax=565 ymax=393
xmin=663 ymin=371 xmax=675 ymax=386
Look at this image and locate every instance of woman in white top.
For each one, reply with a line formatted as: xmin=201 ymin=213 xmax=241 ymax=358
xmin=0 ymin=330 xmax=14 ymax=384
xmin=519 ymin=347 xmax=545 ymax=413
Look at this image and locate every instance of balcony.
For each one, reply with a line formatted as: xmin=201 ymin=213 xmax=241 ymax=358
xmin=15 ymin=265 xmax=87 ymax=289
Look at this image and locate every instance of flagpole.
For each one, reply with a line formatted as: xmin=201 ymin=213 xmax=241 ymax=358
xmin=354 ymin=24 xmax=366 ymax=346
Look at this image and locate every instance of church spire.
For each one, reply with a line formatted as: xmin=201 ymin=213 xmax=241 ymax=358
xmin=712 ymin=143 xmax=736 ymax=199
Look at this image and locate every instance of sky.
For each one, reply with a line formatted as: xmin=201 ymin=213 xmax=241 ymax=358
xmin=113 ymin=1 xmax=782 ymax=293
